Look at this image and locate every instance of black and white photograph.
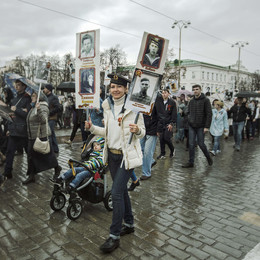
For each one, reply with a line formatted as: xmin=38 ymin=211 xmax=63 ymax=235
xmin=129 ymin=69 xmax=160 ymax=107
xmin=141 ymin=34 xmax=164 ymax=69
xmin=80 ymin=68 xmax=95 ymax=94
xmin=35 ymin=61 xmax=50 ymax=83
xmin=80 ymin=31 xmax=95 ymax=59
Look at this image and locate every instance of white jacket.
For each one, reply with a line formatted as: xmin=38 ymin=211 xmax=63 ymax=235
xmin=89 ymin=97 xmax=145 ymax=170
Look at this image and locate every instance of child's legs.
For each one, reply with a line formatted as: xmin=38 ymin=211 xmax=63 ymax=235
xmin=70 ymin=170 xmax=91 ymax=188
xmin=61 ymin=167 xmax=85 ymax=180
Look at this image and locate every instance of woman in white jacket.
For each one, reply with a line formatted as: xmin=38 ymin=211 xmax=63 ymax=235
xmin=85 ymin=74 xmax=145 ymax=253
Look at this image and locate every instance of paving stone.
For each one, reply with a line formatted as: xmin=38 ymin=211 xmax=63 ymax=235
xmin=0 ymin=138 xmax=260 ymax=259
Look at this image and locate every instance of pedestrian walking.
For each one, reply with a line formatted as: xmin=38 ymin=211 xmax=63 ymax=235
xmin=155 ymin=89 xmax=177 ymax=159
xmin=1 ymin=80 xmax=31 ymax=180
xmin=182 ymin=84 xmax=213 ymax=168
xmin=209 ymin=101 xmax=229 ymax=155
xmin=85 ymin=73 xmax=145 ymax=253
xmin=228 ymin=97 xmax=251 ymax=151
xmin=22 ymin=91 xmax=62 ymax=184
xmin=43 ymin=84 xmax=61 ymax=153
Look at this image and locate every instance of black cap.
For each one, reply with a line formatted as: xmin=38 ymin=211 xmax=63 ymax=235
xmin=107 ymin=74 xmax=131 ymax=87
xmin=44 ymin=84 xmax=53 ymax=92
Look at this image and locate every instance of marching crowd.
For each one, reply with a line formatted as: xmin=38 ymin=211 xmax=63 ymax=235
xmin=0 ymin=73 xmax=259 ymax=254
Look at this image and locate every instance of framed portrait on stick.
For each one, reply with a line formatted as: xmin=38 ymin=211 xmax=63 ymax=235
xmin=75 ymin=29 xmax=100 ymax=109
xmin=136 ymin=32 xmax=169 ymax=74
xmin=34 ymin=61 xmax=51 ymax=84
xmin=126 ymin=69 xmax=162 ymax=114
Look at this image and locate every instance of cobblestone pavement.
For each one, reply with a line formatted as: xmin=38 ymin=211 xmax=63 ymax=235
xmin=0 ymin=134 xmax=260 ymax=260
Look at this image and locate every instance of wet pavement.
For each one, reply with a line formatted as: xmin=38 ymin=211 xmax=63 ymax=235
xmin=0 ymin=131 xmax=260 ymax=260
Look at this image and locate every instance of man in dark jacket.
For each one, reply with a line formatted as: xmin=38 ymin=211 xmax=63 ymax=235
xmin=228 ymin=97 xmax=251 ymax=151
xmin=43 ymin=84 xmax=60 ymax=153
xmin=3 ymin=80 xmax=31 ymax=179
xmin=154 ymin=89 xmax=177 ymax=159
xmin=182 ymin=84 xmax=213 ymax=168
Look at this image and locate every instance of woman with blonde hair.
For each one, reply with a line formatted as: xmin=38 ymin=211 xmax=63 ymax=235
xmin=209 ymin=100 xmax=229 ymax=155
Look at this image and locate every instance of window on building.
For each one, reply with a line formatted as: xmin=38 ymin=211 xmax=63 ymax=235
xmin=220 ymin=74 xmax=222 ymax=82
xmin=212 ymin=73 xmax=214 ymax=81
xmin=207 ymin=72 xmax=209 ymax=80
xmin=224 ymin=75 xmax=226 ymax=82
xmin=192 ymin=72 xmax=195 ymax=79
xmin=202 ymin=71 xmax=205 ymax=80
xmin=216 ymin=74 xmax=218 ymax=81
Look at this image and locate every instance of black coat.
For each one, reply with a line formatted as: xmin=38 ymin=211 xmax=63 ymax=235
xmin=188 ymin=93 xmax=212 ymax=128
xmin=46 ymin=92 xmax=60 ymax=120
xmin=228 ymin=104 xmax=251 ymax=122
xmin=153 ymin=95 xmax=177 ymax=132
xmin=8 ymin=92 xmax=31 ymax=137
xmin=143 ymin=112 xmax=157 ymax=136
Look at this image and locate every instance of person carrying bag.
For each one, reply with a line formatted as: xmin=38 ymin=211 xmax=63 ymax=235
xmin=23 ymin=90 xmax=61 ymax=185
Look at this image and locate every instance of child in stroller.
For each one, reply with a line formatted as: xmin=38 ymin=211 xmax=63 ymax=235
xmin=55 ymin=137 xmax=104 ymax=197
xmin=50 ymin=137 xmax=112 ymax=220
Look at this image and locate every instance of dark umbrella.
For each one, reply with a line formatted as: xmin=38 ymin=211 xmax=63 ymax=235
xmin=235 ymin=91 xmax=260 ymax=98
xmin=56 ymin=82 xmax=75 ymax=92
xmin=4 ymin=73 xmax=39 ymax=96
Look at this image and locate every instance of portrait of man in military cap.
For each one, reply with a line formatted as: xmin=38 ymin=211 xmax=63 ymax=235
xmin=142 ymin=35 xmax=164 ymax=69
xmin=80 ymin=31 xmax=95 ymax=58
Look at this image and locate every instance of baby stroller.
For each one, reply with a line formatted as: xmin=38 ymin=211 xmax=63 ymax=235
xmin=49 ymin=137 xmax=113 ymax=220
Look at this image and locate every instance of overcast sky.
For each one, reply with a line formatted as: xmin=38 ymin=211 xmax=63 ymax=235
xmin=1 ymin=0 xmax=260 ymax=72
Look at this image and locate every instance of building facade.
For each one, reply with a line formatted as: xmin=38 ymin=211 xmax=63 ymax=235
xmin=177 ymin=59 xmax=253 ymax=93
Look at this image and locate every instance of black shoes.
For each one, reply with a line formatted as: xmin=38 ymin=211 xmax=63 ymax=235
xmin=128 ymin=179 xmax=140 ymax=191
xmin=100 ymin=237 xmax=120 ymax=253
xmin=22 ymin=174 xmax=35 ymax=185
xmin=120 ymin=224 xmax=135 ymax=236
xmin=169 ymin=150 xmax=176 ymax=158
xmin=140 ymin=175 xmax=151 ymax=180
xmin=151 ymin=161 xmax=157 ymax=168
xmin=207 ymin=157 xmax=213 ymax=166
xmin=182 ymin=162 xmax=194 ymax=168
xmin=54 ymin=165 xmax=62 ymax=176
xmin=3 ymin=173 xmax=12 ymax=179
xmin=157 ymin=154 xmax=166 ymax=160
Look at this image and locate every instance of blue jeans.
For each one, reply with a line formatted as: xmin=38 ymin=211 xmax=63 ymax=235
xmin=213 ymin=136 xmax=221 ymax=152
xmin=49 ymin=120 xmax=59 ymax=153
xmin=233 ymin=121 xmax=245 ymax=148
xmin=140 ymin=135 xmax=157 ymax=177
xmin=108 ymin=151 xmax=133 ymax=239
xmin=61 ymin=167 xmax=91 ymax=188
xmin=189 ymin=126 xmax=210 ymax=164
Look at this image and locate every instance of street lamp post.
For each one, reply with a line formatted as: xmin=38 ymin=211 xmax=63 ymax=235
xmin=231 ymin=41 xmax=249 ymax=92
xmin=172 ymin=20 xmax=191 ymax=89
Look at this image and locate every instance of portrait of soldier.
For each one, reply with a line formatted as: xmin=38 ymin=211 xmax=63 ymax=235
xmin=142 ymin=37 xmax=162 ymax=69
xmin=81 ymin=33 xmax=94 ymax=58
xmin=130 ymin=77 xmax=152 ymax=105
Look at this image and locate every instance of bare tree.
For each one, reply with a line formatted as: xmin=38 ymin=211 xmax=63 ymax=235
xmin=100 ymin=44 xmax=127 ymax=72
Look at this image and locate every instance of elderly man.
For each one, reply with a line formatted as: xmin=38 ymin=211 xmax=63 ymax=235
xmin=130 ymin=78 xmax=152 ymax=105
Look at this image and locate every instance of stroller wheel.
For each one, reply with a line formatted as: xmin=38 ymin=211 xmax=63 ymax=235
xmin=67 ymin=200 xmax=83 ymax=220
xmin=104 ymin=190 xmax=113 ymax=211
xmin=50 ymin=193 xmax=66 ymax=211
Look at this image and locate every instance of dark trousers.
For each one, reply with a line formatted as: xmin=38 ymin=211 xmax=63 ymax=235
xmin=69 ymin=122 xmax=87 ymax=142
xmin=159 ymin=128 xmax=174 ymax=156
xmin=4 ymin=136 xmax=28 ymax=175
xmin=49 ymin=120 xmax=59 ymax=153
xmin=108 ymin=151 xmax=133 ymax=238
xmin=188 ymin=126 xmax=210 ymax=164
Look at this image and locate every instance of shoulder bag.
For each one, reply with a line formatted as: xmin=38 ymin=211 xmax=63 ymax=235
xmin=33 ymin=118 xmax=50 ymax=154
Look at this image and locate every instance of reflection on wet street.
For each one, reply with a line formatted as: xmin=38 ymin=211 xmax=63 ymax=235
xmin=0 ymin=136 xmax=260 ymax=259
